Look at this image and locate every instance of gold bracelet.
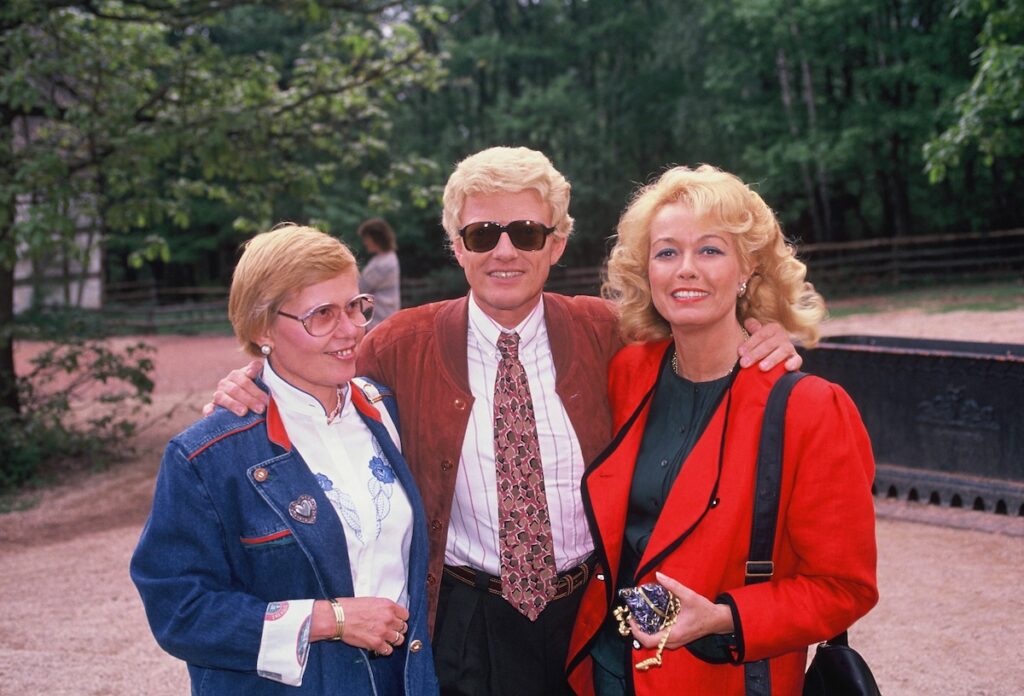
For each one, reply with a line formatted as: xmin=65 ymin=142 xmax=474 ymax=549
xmin=328 ymin=599 xmax=345 ymax=641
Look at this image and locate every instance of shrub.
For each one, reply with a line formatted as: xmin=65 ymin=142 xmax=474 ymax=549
xmin=0 ymin=339 xmax=155 ymax=492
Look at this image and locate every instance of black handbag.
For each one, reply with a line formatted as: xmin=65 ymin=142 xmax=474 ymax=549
xmin=803 ymin=631 xmax=881 ymax=696
xmin=742 ymin=372 xmax=882 ymax=696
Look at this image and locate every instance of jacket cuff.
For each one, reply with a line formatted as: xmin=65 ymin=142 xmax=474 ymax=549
xmin=715 ymin=593 xmax=745 ymax=665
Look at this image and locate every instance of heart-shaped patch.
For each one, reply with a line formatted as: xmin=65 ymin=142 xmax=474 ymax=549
xmin=288 ymin=495 xmax=318 ymax=524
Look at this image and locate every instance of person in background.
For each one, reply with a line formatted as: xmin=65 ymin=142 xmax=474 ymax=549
xmin=358 ymin=217 xmax=401 ymax=329
xmin=131 ymin=224 xmax=437 ymax=695
xmin=205 ymin=148 xmax=802 ymax=696
xmin=565 ymin=165 xmax=878 ymax=695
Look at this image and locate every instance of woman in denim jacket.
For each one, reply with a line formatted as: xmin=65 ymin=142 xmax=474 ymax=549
xmin=131 ymin=224 xmax=438 ymax=695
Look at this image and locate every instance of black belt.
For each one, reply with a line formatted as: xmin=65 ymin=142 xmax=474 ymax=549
xmin=443 ymin=557 xmax=594 ymax=601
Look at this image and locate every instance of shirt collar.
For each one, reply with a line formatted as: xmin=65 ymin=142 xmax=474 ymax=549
xmin=262 ymin=359 xmax=352 ymax=424
xmin=466 ymin=291 xmax=546 ymax=356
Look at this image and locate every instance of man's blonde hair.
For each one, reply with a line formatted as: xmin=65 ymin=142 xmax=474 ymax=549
xmin=229 ymin=223 xmax=357 ymax=356
xmin=441 ymin=146 xmax=574 ymax=247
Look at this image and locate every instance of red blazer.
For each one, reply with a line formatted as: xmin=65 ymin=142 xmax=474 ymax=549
xmin=566 ymin=341 xmax=878 ymax=696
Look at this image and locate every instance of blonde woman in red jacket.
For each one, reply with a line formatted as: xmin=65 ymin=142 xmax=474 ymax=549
xmin=566 ymin=166 xmax=878 ymax=696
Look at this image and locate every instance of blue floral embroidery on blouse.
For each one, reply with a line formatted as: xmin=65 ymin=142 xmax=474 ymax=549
xmin=315 ymin=473 xmax=333 ymax=491
xmin=369 ymin=456 xmax=395 ymax=484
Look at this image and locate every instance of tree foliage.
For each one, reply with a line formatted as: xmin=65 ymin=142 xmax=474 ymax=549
xmin=3 ymin=1 xmax=1022 ymax=472
xmin=383 ymin=0 xmax=1023 ymax=277
xmin=925 ymin=0 xmax=1024 ymax=183
xmin=0 ymin=1 xmax=445 ymax=415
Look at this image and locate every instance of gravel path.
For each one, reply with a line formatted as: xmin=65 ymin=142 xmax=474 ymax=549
xmin=1 ymin=305 xmax=1022 ymax=695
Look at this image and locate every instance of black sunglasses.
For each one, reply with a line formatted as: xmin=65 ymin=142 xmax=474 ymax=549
xmin=458 ymin=220 xmax=556 ymax=252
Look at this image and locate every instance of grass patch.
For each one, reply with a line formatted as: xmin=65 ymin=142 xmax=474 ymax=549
xmin=0 ymin=490 xmax=42 ymax=514
xmin=827 ymin=304 xmax=890 ymax=318
xmin=827 ymin=278 xmax=1023 ymax=317
xmin=931 ymin=299 xmax=1022 ymax=313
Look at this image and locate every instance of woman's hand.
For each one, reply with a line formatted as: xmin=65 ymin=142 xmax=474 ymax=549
xmin=630 ymin=572 xmax=734 ymax=650
xmin=201 ymin=359 xmax=269 ymax=417
xmin=739 ymin=318 xmax=803 ymax=372
xmin=311 ymin=597 xmax=410 ymax=656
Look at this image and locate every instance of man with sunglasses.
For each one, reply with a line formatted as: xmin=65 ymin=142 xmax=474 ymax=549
xmin=208 ymin=147 xmax=799 ymax=696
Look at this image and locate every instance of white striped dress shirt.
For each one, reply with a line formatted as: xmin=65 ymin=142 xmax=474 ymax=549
xmin=444 ymin=294 xmax=594 ymax=576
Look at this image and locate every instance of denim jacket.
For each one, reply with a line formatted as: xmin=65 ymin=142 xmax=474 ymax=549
xmin=130 ymin=377 xmax=438 ymax=696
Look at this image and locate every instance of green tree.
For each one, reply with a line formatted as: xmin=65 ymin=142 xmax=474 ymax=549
xmin=925 ymin=0 xmax=1024 ymax=204
xmin=387 ymin=0 xmax=1017 ymax=265
xmin=0 ymin=1 xmax=444 ymax=416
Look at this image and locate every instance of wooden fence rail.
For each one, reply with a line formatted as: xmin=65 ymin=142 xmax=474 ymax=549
xmin=96 ymin=229 xmax=1023 ymax=332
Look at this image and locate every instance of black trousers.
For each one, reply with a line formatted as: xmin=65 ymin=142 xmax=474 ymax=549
xmin=433 ymin=569 xmax=585 ymax=696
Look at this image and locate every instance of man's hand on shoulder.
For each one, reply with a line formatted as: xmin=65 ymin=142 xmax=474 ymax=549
xmin=738 ymin=318 xmax=803 ymax=372
xmin=202 ymin=359 xmax=269 ymax=417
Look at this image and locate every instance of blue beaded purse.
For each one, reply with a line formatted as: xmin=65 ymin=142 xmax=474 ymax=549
xmin=613 ymin=582 xmax=682 ymax=670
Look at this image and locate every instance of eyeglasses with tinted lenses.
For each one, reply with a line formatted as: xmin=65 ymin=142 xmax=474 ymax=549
xmin=458 ymin=220 xmax=556 ymax=252
xmin=277 ymin=294 xmax=375 ymax=335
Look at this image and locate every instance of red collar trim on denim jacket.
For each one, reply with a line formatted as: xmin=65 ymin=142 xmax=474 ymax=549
xmin=350 ymin=383 xmax=383 ymax=425
xmin=266 ymin=382 xmax=382 ymax=452
xmin=266 ymin=397 xmax=292 ymax=450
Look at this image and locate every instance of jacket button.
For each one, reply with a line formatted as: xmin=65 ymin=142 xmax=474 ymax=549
xmin=453 ymin=398 xmax=466 ymax=410
xmin=427 ymin=573 xmax=436 ymax=585
xmin=441 ymin=459 xmax=453 ymax=472
xmin=253 ymin=467 xmax=269 ymax=482
xmin=409 ymin=639 xmax=423 ymax=653
xmin=431 ymin=520 xmax=442 ymax=531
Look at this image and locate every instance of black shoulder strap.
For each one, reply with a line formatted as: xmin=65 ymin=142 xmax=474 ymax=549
xmin=744 ymin=371 xmax=807 ymax=696
xmin=745 ymin=371 xmax=807 ymax=585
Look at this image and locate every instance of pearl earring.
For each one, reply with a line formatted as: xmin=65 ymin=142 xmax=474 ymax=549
xmin=260 ymin=344 xmax=272 ymax=356
xmin=738 ymin=280 xmax=748 ymax=297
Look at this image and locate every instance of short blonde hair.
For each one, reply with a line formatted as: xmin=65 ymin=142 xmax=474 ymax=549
xmin=603 ymin=165 xmax=825 ymax=345
xmin=229 ymin=223 xmax=357 ymax=356
xmin=441 ymin=146 xmax=574 ymax=247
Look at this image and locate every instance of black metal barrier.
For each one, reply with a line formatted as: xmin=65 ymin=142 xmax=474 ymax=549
xmin=798 ymin=336 xmax=1024 ymax=516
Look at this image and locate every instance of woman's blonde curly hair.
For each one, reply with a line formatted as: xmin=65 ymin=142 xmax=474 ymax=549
xmin=603 ymin=165 xmax=825 ymax=345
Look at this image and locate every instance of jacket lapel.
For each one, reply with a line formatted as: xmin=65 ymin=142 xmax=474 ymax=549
xmin=435 ymin=295 xmax=472 ymax=395
xmin=248 ymin=398 xmax=356 ymax=598
xmin=583 ymin=404 xmax=648 ymax=593
xmin=582 ymin=345 xmax=663 ymax=598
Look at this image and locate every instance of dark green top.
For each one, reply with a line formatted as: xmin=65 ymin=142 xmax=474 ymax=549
xmin=617 ymin=360 xmax=732 ymax=586
xmin=590 ymin=356 xmax=732 ymax=687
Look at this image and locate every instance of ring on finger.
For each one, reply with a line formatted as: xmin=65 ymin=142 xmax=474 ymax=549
xmin=394 ymin=630 xmax=402 ymax=643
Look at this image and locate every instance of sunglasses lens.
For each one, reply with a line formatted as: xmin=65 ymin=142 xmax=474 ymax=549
xmin=505 ymin=221 xmax=548 ymax=251
xmin=461 ymin=222 xmax=501 ymax=252
xmin=459 ymin=221 xmax=552 ymax=252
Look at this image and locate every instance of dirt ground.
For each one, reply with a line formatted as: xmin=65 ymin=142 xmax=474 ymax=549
xmin=1 ymin=302 xmax=1022 ymax=695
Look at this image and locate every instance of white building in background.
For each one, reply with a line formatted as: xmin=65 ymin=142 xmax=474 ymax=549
xmin=13 ymin=236 xmax=103 ymax=314
xmin=11 ymin=113 xmax=104 ymax=315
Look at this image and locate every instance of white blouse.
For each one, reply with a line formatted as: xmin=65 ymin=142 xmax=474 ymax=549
xmin=255 ymin=361 xmax=412 ymax=686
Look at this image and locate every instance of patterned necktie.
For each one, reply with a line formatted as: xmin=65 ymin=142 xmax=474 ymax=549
xmin=493 ymin=331 xmax=558 ymax=621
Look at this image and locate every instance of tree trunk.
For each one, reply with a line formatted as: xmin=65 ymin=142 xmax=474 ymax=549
xmin=0 ymin=261 xmax=19 ymax=414
xmin=792 ymin=22 xmax=834 ymax=242
xmin=776 ymin=47 xmax=824 ymax=241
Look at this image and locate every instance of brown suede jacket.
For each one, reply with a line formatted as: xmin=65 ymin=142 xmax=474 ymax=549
xmin=356 ymin=293 xmax=623 ymax=632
